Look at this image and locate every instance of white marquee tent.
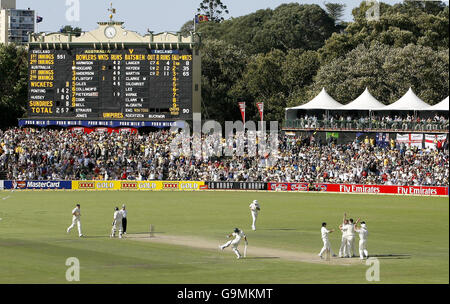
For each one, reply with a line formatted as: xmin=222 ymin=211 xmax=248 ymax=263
xmin=338 ymin=88 xmax=385 ymax=111
xmin=375 ymin=88 xmax=431 ymax=111
xmin=285 ymin=87 xmax=446 ymax=121
xmin=424 ymin=96 xmax=449 ymax=111
xmin=285 ymin=88 xmax=343 ymax=120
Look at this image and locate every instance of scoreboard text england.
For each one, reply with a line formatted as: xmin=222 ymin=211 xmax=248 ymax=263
xmin=28 ymin=48 xmax=194 ymax=120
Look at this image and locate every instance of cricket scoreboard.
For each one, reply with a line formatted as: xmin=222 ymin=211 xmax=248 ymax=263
xmin=28 ymin=47 xmax=194 ymax=120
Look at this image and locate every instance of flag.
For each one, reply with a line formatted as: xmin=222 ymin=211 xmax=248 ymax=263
xmin=396 ymin=133 xmax=423 ymax=148
xmin=195 ymin=14 xmax=209 ymax=23
xmin=256 ymin=102 xmax=264 ymax=121
xmin=238 ymin=102 xmax=246 ymax=123
xmin=36 ymin=16 xmax=43 ymax=23
xmin=376 ymin=133 xmax=389 ymax=148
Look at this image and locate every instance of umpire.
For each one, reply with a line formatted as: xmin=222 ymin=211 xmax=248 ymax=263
xmin=121 ymin=204 xmax=128 ymax=234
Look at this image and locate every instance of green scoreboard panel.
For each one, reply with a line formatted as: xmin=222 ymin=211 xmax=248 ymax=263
xmin=28 ymin=48 xmax=193 ymax=120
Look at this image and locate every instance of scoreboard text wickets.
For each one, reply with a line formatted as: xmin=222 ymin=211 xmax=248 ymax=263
xmin=28 ymin=48 xmax=193 ymax=120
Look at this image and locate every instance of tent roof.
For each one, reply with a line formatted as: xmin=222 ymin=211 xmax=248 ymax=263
xmin=424 ymin=96 xmax=449 ymax=111
xmin=339 ymin=88 xmax=385 ymax=110
xmin=286 ymin=88 xmax=343 ymax=111
xmin=376 ymin=88 xmax=431 ymax=111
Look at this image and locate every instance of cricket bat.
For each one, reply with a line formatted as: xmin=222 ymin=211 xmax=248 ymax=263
xmin=244 ymin=242 xmax=248 ymax=257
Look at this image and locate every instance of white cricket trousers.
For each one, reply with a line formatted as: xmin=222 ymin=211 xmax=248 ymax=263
xmin=339 ymin=236 xmax=349 ymax=257
xmin=111 ymin=220 xmax=123 ymax=238
xmin=319 ymin=238 xmax=335 ymax=257
xmin=67 ymin=217 xmax=82 ymax=236
xmin=251 ymin=211 xmax=258 ymax=230
xmin=221 ymin=240 xmax=241 ymax=258
xmin=359 ymin=239 xmax=368 ymax=259
xmin=346 ymin=236 xmax=355 ymax=257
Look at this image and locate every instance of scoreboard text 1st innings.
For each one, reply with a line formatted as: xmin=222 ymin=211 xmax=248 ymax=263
xmin=28 ymin=48 xmax=194 ymax=120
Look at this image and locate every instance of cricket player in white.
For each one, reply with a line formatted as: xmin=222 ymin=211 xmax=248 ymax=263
xmin=338 ymin=213 xmax=350 ymax=258
xmin=355 ymin=221 xmax=369 ymax=259
xmin=249 ymin=200 xmax=261 ymax=231
xmin=318 ymin=222 xmax=336 ymax=259
xmin=346 ymin=218 xmax=360 ymax=257
xmin=67 ymin=203 xmax=83 ymax=237
xmin=111 ymin=207 xmax=123 ymax=238
xmin=220 ymin=228 xmax=248 ymax=259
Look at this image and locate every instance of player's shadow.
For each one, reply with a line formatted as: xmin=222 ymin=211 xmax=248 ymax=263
xmin=262 ymin=228 xmax=298 ymax=231
xmin=131 ymin=232 xmax=165 ymax=235
xmin=84 ymin=236 xmax=105 ymax=239
xmin=369 ymin=254 xmax=411 ymax=259
xmin=244 ymin=257 xmax=280 ymax=260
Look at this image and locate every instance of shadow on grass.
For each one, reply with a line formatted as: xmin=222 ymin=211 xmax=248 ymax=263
xmin=262 ymin=228 xmax=298 ymax=231
xmin=368 ymin=254 xmax=412 ymax=260
xmin=130 ymin=232 xmax=166 ymax=235
xmin=244 ymin=257 xmax=280 ymax=260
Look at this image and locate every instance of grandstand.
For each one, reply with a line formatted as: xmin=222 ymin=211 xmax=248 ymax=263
xmin=284 ymin=88 xmax=449 ymax=133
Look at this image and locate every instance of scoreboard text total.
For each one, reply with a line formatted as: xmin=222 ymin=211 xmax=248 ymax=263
xmin=28 ymin=48 xmax=193 ymax=120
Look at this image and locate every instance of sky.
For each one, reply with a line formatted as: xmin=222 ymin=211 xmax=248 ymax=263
xmin=16 ymin=0 xmax=435 ymax=34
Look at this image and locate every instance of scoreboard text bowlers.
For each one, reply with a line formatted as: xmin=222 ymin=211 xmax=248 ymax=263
xmin=28 ymin=48 xmax=193 ymax=120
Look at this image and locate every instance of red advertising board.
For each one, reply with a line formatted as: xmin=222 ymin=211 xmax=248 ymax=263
xmin=267 ymin=183 xmax=448 ymax=196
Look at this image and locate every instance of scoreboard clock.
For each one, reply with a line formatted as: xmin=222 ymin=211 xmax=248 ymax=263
xmin=104 ymin=26 xmax=117 ymax=39
xmin=28 ymin=47 xmax=194 ymax=120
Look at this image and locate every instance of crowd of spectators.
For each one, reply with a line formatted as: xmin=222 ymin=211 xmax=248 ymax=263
xmin=290 ymin=113 xmax=449 ymax=131
xmin=0 ymin=128 xmax=448 ymax=187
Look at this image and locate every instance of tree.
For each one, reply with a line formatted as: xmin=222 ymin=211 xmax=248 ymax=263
xmin=281 ymin=49 xmax=321 ymax=98
xmin=0 ymin=44 xmax=28 ymax=128
xmin=179 ymin=20 xmax=195 ymax=36
xmin=251 ymin=4 xmax=337 ymax=54
xmin=325 ymin=2 xmax=346 ymax=23
xmin=200 ymin=40 xmax=248 ymax=123
xmin=308 ymin=43 xmax=448 ymax=105
xmin=319 ymin=1 xmax=449 ymax=63
xmin=197 ymin=0 xmax=229 ymax=22
xmin=60 ymin=25 xmax=82 ymax=36
xmin=230 ymin=49 xmax=287 ymax=122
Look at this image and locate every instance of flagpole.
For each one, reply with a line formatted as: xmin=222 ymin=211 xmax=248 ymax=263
xmin=261 ymin=103 xmax=264 ymax=125
xmin=244 ymin=105 xmax=246 ymax=132
xmin=193 ymin=15 xmax=196 ymax=33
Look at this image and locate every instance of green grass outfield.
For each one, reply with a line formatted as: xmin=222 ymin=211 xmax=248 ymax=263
xmin=0 ymin=190 xmax=448 ymax=284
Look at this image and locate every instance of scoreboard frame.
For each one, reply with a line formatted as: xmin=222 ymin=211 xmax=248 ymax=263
xmin=25 ymin=21 xmax=201 ymax=124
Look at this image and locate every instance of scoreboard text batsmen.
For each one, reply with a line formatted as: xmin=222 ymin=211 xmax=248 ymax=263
xmin=28 ymin=48 xmax=194 ymax=120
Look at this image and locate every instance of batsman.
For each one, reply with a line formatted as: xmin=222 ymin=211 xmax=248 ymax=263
xmin=110 ymin=207 xmax=123 ymax=238
xmin=219 ymin=228 xmax=248 ymax=259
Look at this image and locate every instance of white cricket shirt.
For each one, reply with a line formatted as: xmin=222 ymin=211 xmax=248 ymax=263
xmin=249 ymin=202 xmax=260 ymax=213
xmin=114 ymin=210 xmax=123 ymax=222
xmin=357 ymin=227 xmax=368 ymax=241
xmin=321 ymin=227 xmax=330 ymax=240
xmin=232 ymin=230 xmax=246 ymax=243
xmin=72 ymin=207 xmax=81 ymax=219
